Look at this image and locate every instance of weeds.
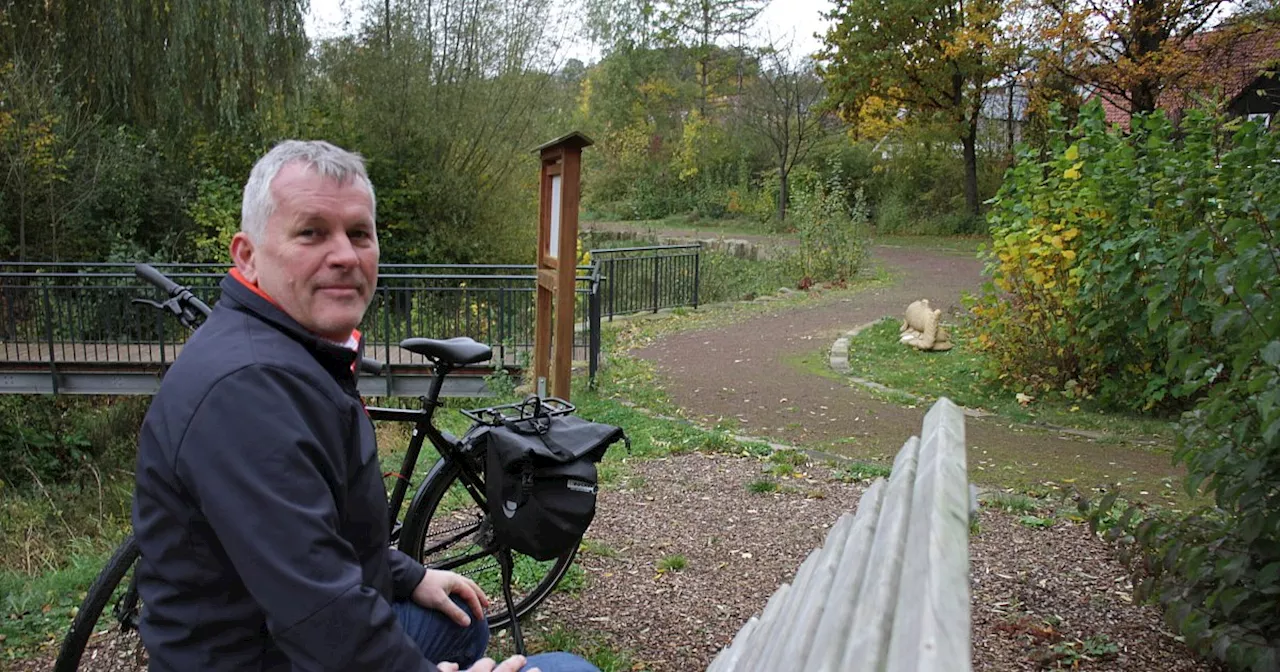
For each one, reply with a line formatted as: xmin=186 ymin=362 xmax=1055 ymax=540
xmin=982 ymin=491 xmax=1042 ymax=514
xmin=833 ymin=462 xmax=892 ymax=482
xmin=656 ymin=554 xmax=687 ymax=572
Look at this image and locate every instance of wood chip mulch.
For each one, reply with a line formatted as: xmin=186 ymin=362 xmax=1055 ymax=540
xmin=536 ymin=451 xmax=1219 ymax=672
xmin=19 ymin=452 xmax=1219 ymax=672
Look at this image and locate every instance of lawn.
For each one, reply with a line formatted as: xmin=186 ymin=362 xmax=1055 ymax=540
xmin=838 ymin=318 xmax=1179 ymax=442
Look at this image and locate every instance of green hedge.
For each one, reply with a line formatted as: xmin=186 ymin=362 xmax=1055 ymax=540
xmin=972 ymin=101 xmax=1280 ymax=670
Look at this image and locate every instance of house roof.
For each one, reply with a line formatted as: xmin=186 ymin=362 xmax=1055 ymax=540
xmin=1085 ymin=22 xmax=1280 ymax=128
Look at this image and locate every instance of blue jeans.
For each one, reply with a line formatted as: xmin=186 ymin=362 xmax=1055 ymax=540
xmin=392 ymin=599 xmax=600 ymax=672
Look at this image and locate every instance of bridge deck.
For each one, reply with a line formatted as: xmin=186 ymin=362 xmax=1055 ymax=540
xmin=0 ymin=341 xmax=550 ymax=397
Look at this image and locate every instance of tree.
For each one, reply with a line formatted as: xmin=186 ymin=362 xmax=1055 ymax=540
xmin=738 ymin=45 xmax=826 ymax=222
xmin=820 ymin=0 xmax=1010 ymax=217
xmin=1 ymin=0 xmax=310 ymax=142
xmin=1034 ymin=0 xmax=1237 ymax=116
xmin=660 ymin=0 xmax=766 ymax=115
xmin=307 ymin=0 xmax=568 ymax=263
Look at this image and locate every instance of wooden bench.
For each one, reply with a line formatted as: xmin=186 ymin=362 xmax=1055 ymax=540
xmin=707 ymin=397 xmax=972 ymax=672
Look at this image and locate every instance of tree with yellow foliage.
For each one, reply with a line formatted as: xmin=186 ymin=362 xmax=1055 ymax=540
xmin=818 ymin=0 xmax=1016 ymax=217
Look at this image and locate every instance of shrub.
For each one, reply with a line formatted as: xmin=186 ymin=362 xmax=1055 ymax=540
xmin=979 ymin=100 xmax=1280 ymax=669
xmin=786 ymin=163 xmax=869 ymax=284
xmin=970 ymin=101 xmax=1234 ymax=413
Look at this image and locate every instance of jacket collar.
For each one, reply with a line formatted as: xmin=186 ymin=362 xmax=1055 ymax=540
xmin=218 ymin=271 xmax=363 ymax=377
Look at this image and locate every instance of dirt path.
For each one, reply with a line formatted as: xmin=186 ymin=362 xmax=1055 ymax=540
xmin=632 ymin=243 xmax=1187 ymax=495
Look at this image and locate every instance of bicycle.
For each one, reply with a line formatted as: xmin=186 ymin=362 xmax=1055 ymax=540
xmin=54 ymin=264 xmax=586 ymax=670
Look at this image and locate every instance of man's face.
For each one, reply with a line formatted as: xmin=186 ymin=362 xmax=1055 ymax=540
xmin=231 ymin=162 xmax=379 ymax=342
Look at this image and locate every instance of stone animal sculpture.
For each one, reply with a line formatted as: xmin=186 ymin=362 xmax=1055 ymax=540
xmin=900 ymin=299 xmax=953 ymax=351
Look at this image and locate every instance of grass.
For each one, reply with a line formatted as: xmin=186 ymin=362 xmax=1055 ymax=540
xmin=833 ymin=461 xmax=893 ymax=482
xmin=1 ymin=547 xmax=114 ymax=660
xmin=836 ymin=318 xmax=1178 ymax=441
xmin=579 ymin=538 xmax=619 ymax=559
xmin=1017 ymin=515 xmax=1057 ymax=529
xmin=981 ymin=491 xmax=1043 ymax=514
xmin=793 ymin=319 xmax=1198 ymax=503
xmin=490 ymin=623 xmax=644 ymax=671
xmin=767 ymin=462 xmax=797 ymax=477
xmin=748 ymin=479 xmax=778 ymax=494
xmin=656 ymin=554 xmax=687 ymax=572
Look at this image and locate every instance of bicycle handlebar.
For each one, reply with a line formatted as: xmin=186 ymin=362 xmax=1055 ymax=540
xmin=135 ymin=263 xmax=182 ymax=296
xmin=134 ymin=263 xmax=213 ymax=320
xmin=359 ymin=357 xmax=385 ymax=376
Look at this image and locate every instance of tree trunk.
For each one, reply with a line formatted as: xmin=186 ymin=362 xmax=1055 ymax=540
xmin=1131 ymin=81 xmax=1158 ymax=114
xmin=1129 ymin=0 xmax=1165 ymax=114
xmin=700 ymin=60 xmax=708 ymax=116
xmin=1006 ymin=77 xmax=1016 ymax=156
xmin=18 ymin=184 xmax=26 ymax=262
xmin=777 ymin=165 xmax=789 ymax=223
xmin=962 ymin=121 xmax=979 ymax=217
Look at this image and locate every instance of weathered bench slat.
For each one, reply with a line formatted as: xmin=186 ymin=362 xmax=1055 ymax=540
xmin=802 ymin=479 xmax=887 ymax=668
xmin=886 ymin=399 xmax=970 ymax=671
xmin=706 ymin=398 xmax=970 ymax=672
xmin=756 ymin=507 xmax=859 ymax=668
xmin=838 ymin=435 xmax=921 ymax=670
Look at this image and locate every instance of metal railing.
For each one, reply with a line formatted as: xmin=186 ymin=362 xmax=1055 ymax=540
xmin=0 ymin=245 xmax=702 ymax=395
xmin=589 ymin=244 xmax=700 ymax=320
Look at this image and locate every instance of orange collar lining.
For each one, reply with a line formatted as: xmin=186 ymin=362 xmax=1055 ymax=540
xmin=229 ymin=267 xmax=281 ymax=307
xmin=228 ymin=267 xmax=361 ymax=351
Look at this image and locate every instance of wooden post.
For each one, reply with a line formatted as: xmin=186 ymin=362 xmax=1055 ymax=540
xmin=533 ymin=132 xmax=593 ymax=401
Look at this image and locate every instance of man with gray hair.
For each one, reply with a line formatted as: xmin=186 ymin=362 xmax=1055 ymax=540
xmin=132 ymin=140 xmax=598 ymax=672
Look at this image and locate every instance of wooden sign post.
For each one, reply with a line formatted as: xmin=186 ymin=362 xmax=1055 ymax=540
xmin=533 ymin=132 xmax=593 ymax=401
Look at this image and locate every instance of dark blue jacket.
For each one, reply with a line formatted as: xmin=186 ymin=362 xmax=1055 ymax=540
xmin=132 ymin=273 xmax=433 ymax=671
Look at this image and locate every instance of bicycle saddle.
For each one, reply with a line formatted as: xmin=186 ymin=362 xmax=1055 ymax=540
xmin=399 ymin=337 xmax=493 ymax=365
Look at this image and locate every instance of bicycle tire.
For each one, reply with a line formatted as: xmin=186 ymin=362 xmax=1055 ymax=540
xmin=398 ymin=457 xmax=579 ymax=631
xmin=54 ymin=534 xmax=144 ymax=672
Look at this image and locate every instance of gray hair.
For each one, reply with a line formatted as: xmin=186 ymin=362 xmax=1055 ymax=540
xmin=240 ymin=140 xmax=377 ymax=242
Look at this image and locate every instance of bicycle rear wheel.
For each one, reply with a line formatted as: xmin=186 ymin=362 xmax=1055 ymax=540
xmin=398 ymin=458 xmax=579 ymax=631
xmin=55 ymin=534 xmax=146 ymax=672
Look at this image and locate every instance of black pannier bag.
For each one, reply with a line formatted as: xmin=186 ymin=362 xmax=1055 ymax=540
xmin=477 ymin=400 xmax=629 ymax=560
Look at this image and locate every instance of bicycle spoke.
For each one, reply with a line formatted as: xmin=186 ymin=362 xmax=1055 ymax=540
xmin=404 ymin=456 xmax=579 ymax=630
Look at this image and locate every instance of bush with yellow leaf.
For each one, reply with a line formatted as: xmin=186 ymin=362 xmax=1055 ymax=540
xmin=973 ymin=101 xmax=1280 ymax=671
xmin=971 ymin=100 xmax=1231 ymax=413
xmin=969 ymin=105 xmax=1107 ymax=402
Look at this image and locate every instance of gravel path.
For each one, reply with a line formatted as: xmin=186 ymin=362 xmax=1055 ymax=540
xmin=632 ymin=243 xmax=1186 ymax=492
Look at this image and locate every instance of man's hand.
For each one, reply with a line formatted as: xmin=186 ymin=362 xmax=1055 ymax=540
xmin=411 ymin=569 xmax=490 ymax=627
xmin=437 ymin=655 xmax=538 ymax=672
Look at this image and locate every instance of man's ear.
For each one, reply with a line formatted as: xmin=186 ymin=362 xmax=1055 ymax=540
xmin=230 ymin=232 xmax=257 ymax=283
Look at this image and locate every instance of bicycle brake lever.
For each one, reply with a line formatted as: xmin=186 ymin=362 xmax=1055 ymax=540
xmin=131 ymin=298 xmax=166 ymax=310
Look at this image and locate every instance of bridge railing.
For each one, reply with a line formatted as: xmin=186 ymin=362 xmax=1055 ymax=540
xmin=0 ymin=245 xmax=703 ymax=395
xmin=588 ymin=244 xmax=701 ymax=320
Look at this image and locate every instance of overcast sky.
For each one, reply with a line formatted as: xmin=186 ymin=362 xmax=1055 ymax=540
xmin=304 ymin=0 xmax=837 ymax=64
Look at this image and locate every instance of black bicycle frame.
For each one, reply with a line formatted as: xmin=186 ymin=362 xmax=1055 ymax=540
xmin=367 ymin=361 xmax=488 ymax=539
